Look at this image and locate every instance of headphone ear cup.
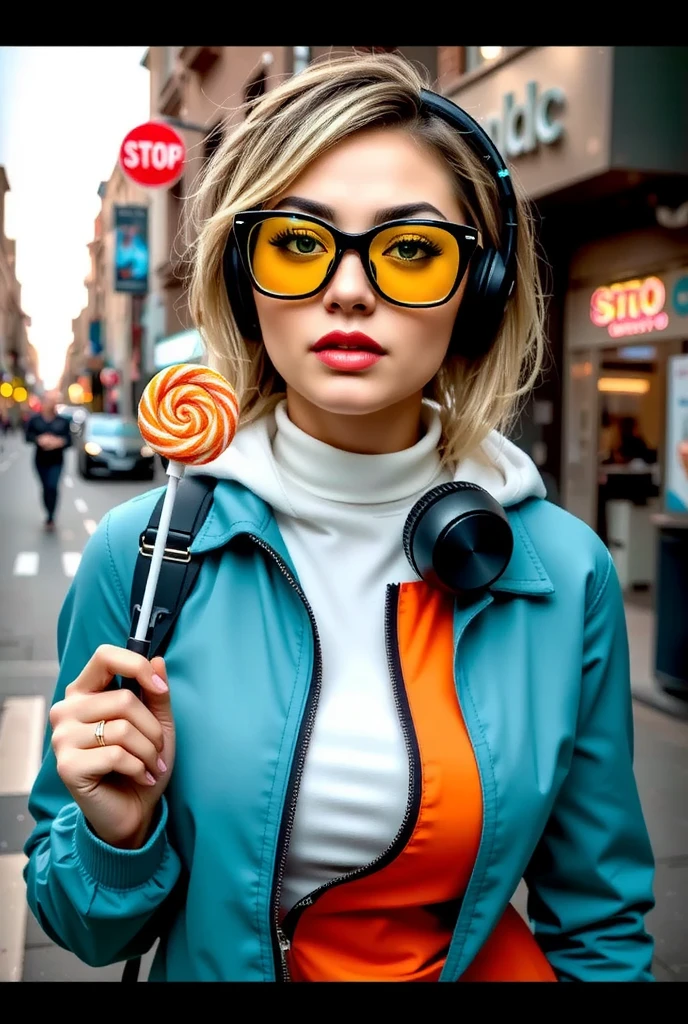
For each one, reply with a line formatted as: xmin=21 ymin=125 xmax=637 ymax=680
xmin=223 ymin=235 xmax=262 ymax=341
xmin=450 ymin=249 xmax=510 ymax=361
xmin=404 ymin=481 xmax=513 ymax=597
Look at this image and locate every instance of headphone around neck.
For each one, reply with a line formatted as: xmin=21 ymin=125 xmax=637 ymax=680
xmin=222 ymin=87 xmax=518 ymax=363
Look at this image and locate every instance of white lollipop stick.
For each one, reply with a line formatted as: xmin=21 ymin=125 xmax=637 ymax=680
xmin=134 ymin=460 xmax=185 ymax=642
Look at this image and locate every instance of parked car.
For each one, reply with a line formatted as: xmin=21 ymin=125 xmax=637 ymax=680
xmin=56 ymin=404 xmax=88 ymax=436
xmin=78 ymin=414 xmax=156 ymax=480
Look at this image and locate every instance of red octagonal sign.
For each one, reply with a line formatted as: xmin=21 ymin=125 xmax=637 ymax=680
xmin=119 ymin=121 xmax=186 ymax=189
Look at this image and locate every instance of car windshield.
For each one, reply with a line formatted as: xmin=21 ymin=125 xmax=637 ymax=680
xmin=88 ymin=418 xmax=141 ymax=440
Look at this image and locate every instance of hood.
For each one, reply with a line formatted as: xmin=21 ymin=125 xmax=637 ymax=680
xmin=187 ymin=401 xmax=546 ymax=513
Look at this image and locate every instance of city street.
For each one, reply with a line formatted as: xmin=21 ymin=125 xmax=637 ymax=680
xmin=1 ymin=430 xmax=687 ymax=982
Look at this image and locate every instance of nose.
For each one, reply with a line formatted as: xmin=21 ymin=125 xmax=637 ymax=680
xmin=322 ymin=251 xmax=376 ymax=316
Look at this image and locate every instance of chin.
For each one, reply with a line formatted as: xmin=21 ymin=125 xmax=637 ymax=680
xmin=302 ymin=377 xmax=407 ymax=417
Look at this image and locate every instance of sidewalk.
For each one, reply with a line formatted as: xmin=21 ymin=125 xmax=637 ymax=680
xmin=625 ymin=599 xmax=688 ymax=720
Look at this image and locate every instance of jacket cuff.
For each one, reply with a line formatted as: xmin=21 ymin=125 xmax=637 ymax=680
xmin=73 ymin=800 xmax=170 ymax=890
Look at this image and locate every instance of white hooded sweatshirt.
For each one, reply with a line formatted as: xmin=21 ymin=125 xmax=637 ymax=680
xmin=189 ymin=399 xmax=546 ymax=912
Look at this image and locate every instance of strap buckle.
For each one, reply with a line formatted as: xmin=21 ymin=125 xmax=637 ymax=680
xmin=138 ymin=531 xmax=191 ymax=564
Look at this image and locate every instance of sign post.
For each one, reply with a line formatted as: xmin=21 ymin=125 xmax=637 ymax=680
xmin=116 ymin=121 xmax=187 ymax=415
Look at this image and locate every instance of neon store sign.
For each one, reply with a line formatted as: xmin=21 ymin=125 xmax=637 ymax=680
xmin=590 ymin=276 xmax=669 ymax=338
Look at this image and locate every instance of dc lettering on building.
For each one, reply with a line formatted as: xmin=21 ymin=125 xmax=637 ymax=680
xmin=483 ymin=81 xmax=566 ymax=159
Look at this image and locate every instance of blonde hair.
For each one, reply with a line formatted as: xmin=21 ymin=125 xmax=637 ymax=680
xmin=187 ymin=51 xmax=547 ymax=466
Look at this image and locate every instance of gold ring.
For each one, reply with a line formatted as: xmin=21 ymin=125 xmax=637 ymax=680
xmin=94 ymin=720 xmax=106 ymax=747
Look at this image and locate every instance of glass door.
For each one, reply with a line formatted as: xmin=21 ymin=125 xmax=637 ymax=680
xmin=562 ymin=347 xmax=600 ymax=528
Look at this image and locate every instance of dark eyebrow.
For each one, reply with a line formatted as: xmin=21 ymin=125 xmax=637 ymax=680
xmin=275 ymin=196 xmax=449 ymax=226
xmin=276 ymin=196 xmax=336 ymax=221
xmin=373 ymin=202 xmax=448 ymax=224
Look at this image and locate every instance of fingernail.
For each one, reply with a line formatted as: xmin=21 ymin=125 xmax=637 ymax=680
xmin=151 ymin=673 xmax=168 ymax=692
xmin=157 ymin=758 xmax=167 ymax=774
xmin=145 ymin=771 xmax=156 ymax=785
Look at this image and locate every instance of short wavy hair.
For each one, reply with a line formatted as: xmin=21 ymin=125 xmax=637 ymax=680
xmin=186 ymin=51 xmax=547 ymax=465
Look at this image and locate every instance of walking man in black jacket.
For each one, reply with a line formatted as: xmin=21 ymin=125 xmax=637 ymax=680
xmin=25 ymin=391 xmax=72 ymax=531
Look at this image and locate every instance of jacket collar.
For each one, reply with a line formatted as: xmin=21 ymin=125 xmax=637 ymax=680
xmin=190 ymin=480 xmax=554 ymax=598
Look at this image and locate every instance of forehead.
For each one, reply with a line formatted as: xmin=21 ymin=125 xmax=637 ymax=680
xmin=273 ymin=126 xmax=463 ymax=227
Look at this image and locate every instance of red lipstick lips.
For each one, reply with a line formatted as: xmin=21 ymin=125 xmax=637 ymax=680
xmin=311 ymin=331 xmax=385 ymax=371
xmin=312 ymin=331 xmax=385 ymax=354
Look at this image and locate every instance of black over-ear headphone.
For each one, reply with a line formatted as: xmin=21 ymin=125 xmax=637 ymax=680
xmin=403 ymin=481 xmax=513 ymax=599
xmin=222 ymin=86 xmax=518 ymax=598
xmin=222 ymin=87 xmax=518 ymax=363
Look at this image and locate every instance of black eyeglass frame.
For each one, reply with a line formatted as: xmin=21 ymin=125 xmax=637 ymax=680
xmin=231 ymin=210 xmax=481 ymax=309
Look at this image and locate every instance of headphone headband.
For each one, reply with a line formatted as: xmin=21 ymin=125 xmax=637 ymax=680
xmin=418 ymin=89 xmax=518 ymax=295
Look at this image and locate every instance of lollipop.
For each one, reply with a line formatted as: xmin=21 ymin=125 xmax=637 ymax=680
xmin=128 ymin=364 xmax=239 ymax=654
xmin=138 ymin=364 xmax=238 ymax=467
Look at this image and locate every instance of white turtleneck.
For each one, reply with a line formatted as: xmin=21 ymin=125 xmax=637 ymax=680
xmin=189 ymin=398 xmax=546 ymax=913
xmin=272 ymin=401 xmax=449 ymax=912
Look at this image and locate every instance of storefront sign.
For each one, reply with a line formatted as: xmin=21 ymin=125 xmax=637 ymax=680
xmin=483 ymin=81 xmax=566 ymax=159
xmin=672 ymin=274 xmax=688 ymax=316
xmin=665 ymin=354 xmax=688 ymax=513
xmin=114 ymin=205 xmax=149 ymax=295
xmin=589 ymin=276 xmax=669 ymax=339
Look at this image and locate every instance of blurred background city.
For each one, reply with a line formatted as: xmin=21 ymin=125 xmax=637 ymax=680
xmin=0 ymin=45 xmax=687 ymax=982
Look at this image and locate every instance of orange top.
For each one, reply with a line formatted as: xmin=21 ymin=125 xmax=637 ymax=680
xmin=284 ymin=582 xmax=556 ymax=982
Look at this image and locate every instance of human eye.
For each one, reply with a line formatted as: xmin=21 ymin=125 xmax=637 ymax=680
xmin=381 ymin=233 xmax=443 ymax=262
xmin=269 ymin=226 xmax=328 ymax=256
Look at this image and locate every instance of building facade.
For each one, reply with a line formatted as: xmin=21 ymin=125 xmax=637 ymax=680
xmin=442 ymin=46 xmax=688 ymax=531
xmin=0 ymin=166 xmax=32 ymax=423
xmin=66 ymin=166 xmax=150 ymax=417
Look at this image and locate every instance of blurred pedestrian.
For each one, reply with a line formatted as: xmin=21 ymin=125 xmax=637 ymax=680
xmin=25 ymin=390 xmax=72 ymax=531
xmin=0 ymin=410 xmax=9 ymax=453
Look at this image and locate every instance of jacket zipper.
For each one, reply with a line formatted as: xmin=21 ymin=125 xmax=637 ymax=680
xmin=278 ymin=583 xmax=422 ymax=954
xmin=247 ymin=535 xmax=323 ymax=983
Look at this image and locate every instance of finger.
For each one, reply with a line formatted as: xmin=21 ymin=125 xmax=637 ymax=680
xmin=66 ymin=644 xmax=163 ymax=698
xmin=142 ymin=656 xmax=173 ymax=724
xmin=59 ymin=688 xmax=165 ymax=751
xmin=55 ymin=719 xmax=165 ymax=779
xmin=57 ymin=746 xmax=157 ymax=790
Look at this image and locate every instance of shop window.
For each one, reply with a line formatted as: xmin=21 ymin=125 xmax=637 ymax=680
xmin=464 ymin=46 xmax=505 ymax=73
xmin=293 ymin=46 xmax=311 ymax=75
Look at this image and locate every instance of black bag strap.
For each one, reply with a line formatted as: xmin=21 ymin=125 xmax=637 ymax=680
xmin=129 ymin=473 xmax=217 ymax=660
xmin=121 ymin=472 xmax=217 ymax=983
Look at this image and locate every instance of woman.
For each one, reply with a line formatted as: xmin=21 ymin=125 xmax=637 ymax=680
xmin=24 ymin=52 xmax=655 ymax=982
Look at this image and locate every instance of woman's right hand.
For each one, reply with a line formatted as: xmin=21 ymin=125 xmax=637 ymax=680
xmin=50 ymin=646 xmax=176 ymax=850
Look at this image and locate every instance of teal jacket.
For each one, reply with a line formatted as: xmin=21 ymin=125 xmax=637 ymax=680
xmin=24 ymin=481 xmax=655 ymax=981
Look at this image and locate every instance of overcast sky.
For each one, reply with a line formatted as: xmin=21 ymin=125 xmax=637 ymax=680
xmin=0 ymin=46 xmax=149 ymax=387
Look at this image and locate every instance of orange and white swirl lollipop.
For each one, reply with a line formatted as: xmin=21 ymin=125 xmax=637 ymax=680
xmin=127 ymin=364 xmax=239 ymax=653
xmin=138 ymin=364 xmax=239 ymax=466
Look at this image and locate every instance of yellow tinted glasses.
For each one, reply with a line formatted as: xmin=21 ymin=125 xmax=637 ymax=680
xmin=232 ymin=211 xmax=480 ymax=308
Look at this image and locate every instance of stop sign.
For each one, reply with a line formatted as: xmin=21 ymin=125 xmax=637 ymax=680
xmin=119 ymin=121 xmax=186 ymax=189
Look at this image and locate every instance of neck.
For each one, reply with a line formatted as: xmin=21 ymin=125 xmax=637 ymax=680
xmin=284 ymin=388 xmax=425 ymax=455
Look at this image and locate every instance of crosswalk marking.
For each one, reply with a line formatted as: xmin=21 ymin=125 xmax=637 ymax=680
xmin=83 ymin=519 xmax=97 ymax=536
xmin=74 ymin=498 xmax=88 ymax=514
xmin=0 ymin=853 xmax=28 ymax=981
xmin=61 ymin=552 xmax=81 ymax=578
xmin=13 ymin=552 xmax=39 ymax=576
xmin=11 ymin=551 xmax=87 ymax=577
xmin=0 ymin=695 xmax=46 ymax=981
xmin=63 ymin=475 xmax=73 ymax=488
xmin=0 ymin=696 xmax=46 ymax=796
